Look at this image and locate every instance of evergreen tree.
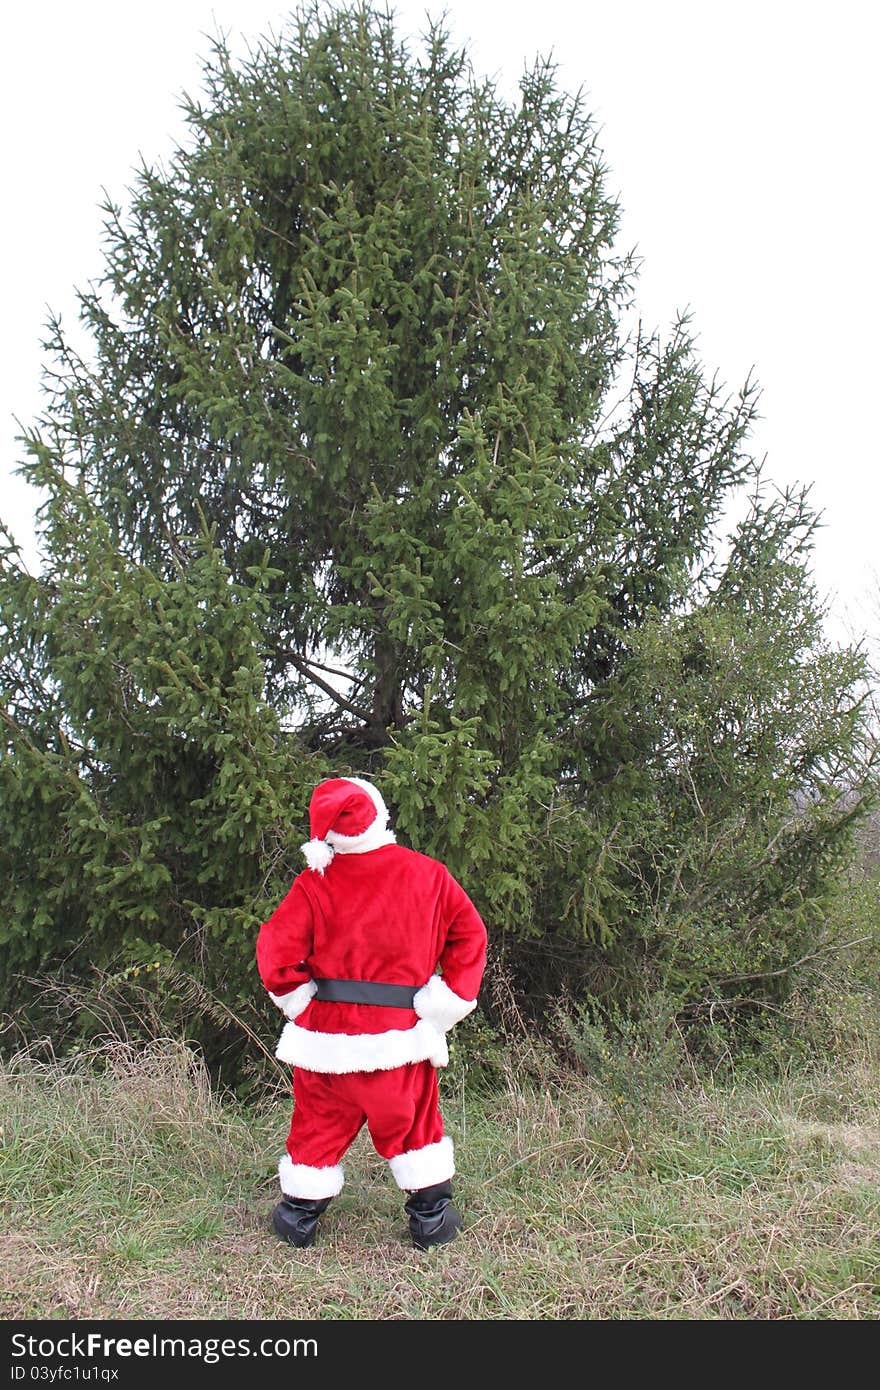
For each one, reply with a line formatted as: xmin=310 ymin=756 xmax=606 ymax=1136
xmin=2 ymin=2 xmax=874 ymax=1054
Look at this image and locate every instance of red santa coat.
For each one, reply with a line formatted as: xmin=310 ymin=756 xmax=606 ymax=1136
xmin=256 ymin=842 xmax=488 ymax=1074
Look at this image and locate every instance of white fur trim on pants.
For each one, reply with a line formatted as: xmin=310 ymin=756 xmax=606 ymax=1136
xmin=388 ymin=1136 xmax=455 ymax=1191
xmin=279 ymin=1154 xmax=345 ymax=1200
xmin=413 ymin=975 xmax=477 ymax=1032
xmin=275 ymin=1017 xmax=449 ymax=1073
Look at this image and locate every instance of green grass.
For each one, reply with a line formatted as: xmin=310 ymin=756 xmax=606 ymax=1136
xmin=1 ymin=1037 xmax=879 ymax=1319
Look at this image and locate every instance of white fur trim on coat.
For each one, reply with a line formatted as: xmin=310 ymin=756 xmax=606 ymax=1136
xmin=279 ymin=1154 xmax=345 ymax=1200
xmin=269 ymin=980 xmax=318 ymax=1021
xmin=275 ymin=1017 xmax=449 ymax=1073
xmin=413 ymin=974 xmax=477 ymax=1032
xmin=388 ymin=1136 xmax=455 ymax=1191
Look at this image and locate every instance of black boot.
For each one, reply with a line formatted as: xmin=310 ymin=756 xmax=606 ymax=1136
xmin=271 ymin=1195 xmax=332 ymax=1248
xmin=404 ymin=1180 xmax=462 ymax=1250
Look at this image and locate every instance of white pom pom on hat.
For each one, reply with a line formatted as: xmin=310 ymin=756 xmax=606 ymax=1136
xmin=300 ymin=776 xmax=396 ymax=874
xmin=300 ymin=838 xmax=335 ymax=873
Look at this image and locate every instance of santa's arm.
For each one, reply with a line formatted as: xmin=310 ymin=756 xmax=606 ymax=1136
xmin=256 ymin=877 xmax=317 ymax=1020
xmin=414 ymin=869 xmax=487 ymax=1032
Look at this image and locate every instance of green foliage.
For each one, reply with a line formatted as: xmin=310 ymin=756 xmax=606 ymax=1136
xmin=550 ymin=854 xmax=880 ymax=1096
xmin=540 ymin=479 xmax=877 ymax=1022
xmin=0 ymin=475 xmax=324 ymax=1040
xmin=551 ymin=992 xmax=690 ymax=1108
xmin=2 ymin=1 xmax=876 ymax=1063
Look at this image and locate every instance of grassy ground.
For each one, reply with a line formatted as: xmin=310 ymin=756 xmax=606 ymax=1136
xmin=2 ymin=1033 xmax=879 ymax=1320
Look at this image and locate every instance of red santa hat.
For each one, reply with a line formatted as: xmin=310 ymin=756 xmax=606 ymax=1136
xmin=300 ymin=776 xmax=397 ymax=874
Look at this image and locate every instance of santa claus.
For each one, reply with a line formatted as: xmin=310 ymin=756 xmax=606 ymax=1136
xmin=256 ymin=775 xmax=488 ymax=1249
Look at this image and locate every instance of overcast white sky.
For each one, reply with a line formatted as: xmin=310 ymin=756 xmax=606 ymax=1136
xmin=2 ymin=0 xmax=878 ymax=656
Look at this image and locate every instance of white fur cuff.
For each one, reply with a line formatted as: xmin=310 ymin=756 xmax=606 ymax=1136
xmin=269 ymin=980 xmax=317 ymax=1020
xmin=279 ymin=1154 xmax=345 ymax=1200
xmin=388 ymin=1136 xmax=455 ymax=1191
xmin=413 ymin=975 xmax=477 ymax=1032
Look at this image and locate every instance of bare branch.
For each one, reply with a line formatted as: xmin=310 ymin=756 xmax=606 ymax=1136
xmin=282 ymin=651 xmax=372 ymax=723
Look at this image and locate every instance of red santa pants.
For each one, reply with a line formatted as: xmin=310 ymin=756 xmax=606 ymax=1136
xmin=279 ymin=1061 xmax=454 ymax=1201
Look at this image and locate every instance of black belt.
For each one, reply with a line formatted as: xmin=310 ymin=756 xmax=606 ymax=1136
xmin=313 ymin=978 xmax=418 ymax=1008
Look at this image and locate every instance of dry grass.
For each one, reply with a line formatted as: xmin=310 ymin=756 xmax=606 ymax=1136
xmin=1 ymin=1037 xmax=879 ymax=1320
